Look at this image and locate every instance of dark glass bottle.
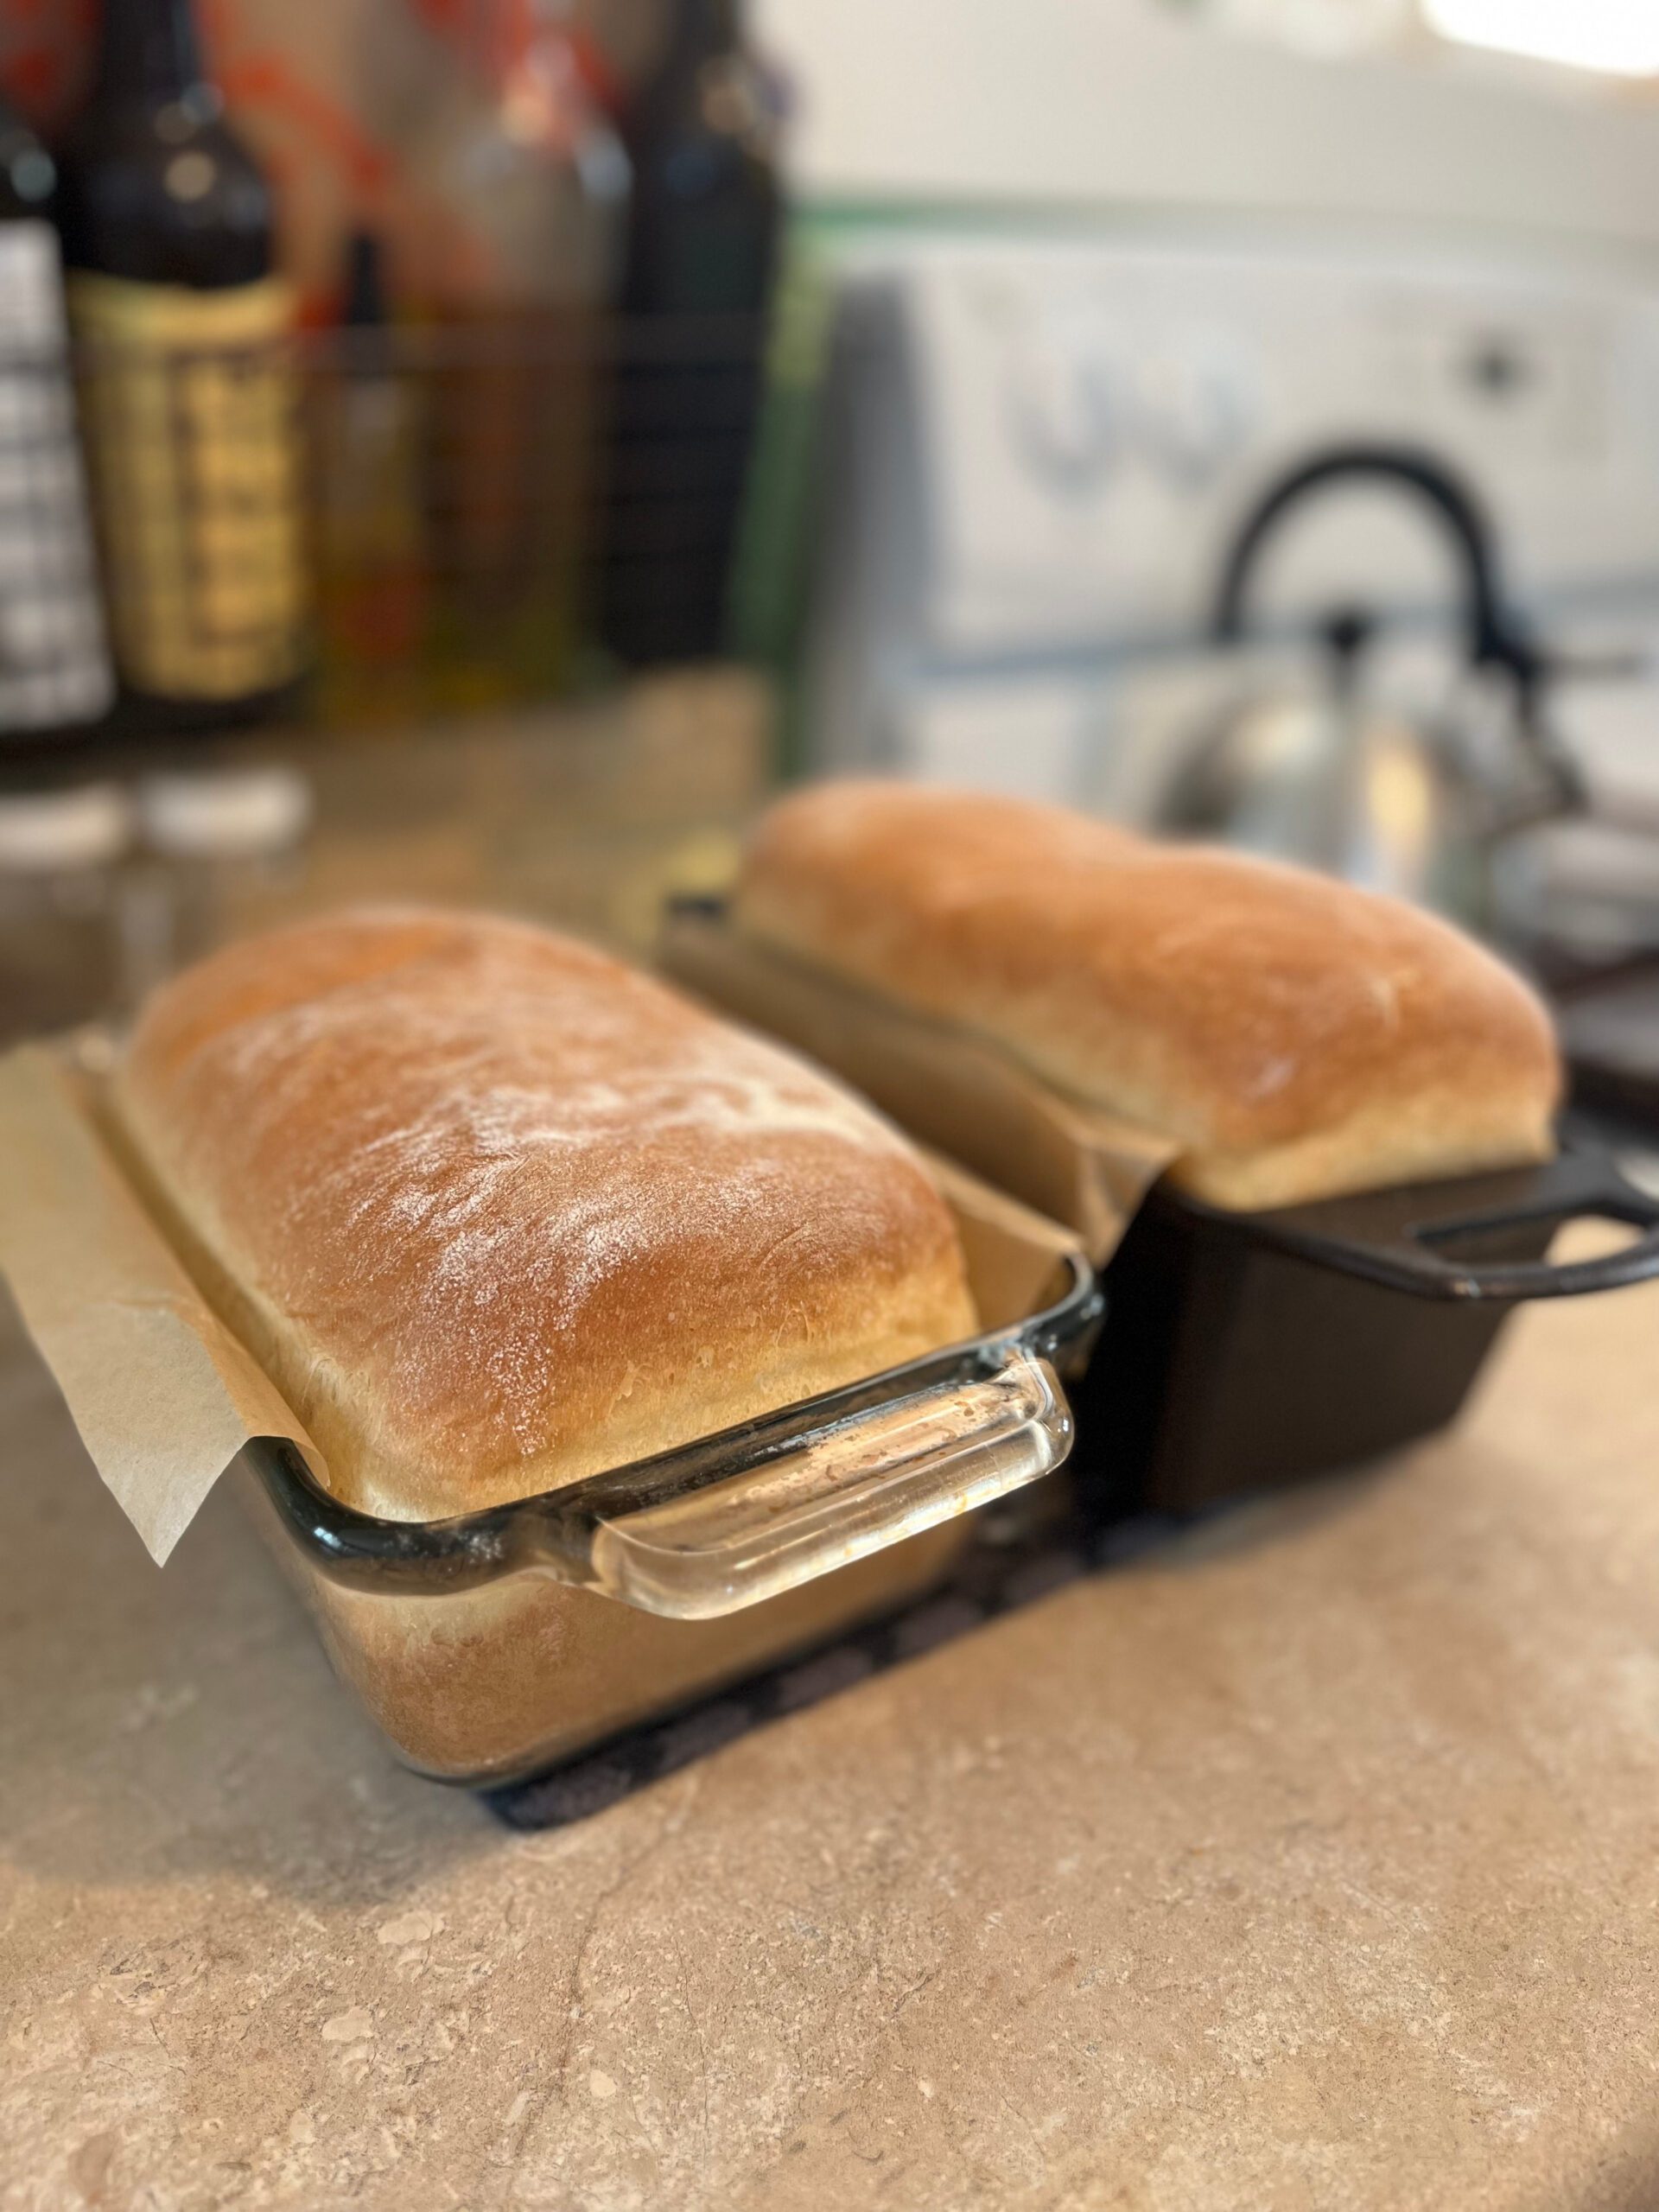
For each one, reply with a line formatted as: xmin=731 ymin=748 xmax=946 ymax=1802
xmin=55 ymin=0 xmax=306 ymax=728
xmin=0 ymin=94 xmax=59 ymax=226
xmin=0 ymin=92 xmax=113 ymax=744
xmin=600 ymin=0 xmax=782 ymax=667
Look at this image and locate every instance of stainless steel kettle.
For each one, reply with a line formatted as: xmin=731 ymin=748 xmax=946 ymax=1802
xmin=1158 ymin=444 xmax=1582 ymax=923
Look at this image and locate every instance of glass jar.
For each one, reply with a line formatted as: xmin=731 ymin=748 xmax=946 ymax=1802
xmin=0 ymin=780 xmax=132 ymax=1043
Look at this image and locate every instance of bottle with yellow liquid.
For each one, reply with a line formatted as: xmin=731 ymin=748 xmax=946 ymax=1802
xmin=413 ymin=0 xmax=630 ymax=712
xmin=55 ymin=0 xmax=306 ymax=731
xmin=311 ymin=230 xmax=430 ymax=732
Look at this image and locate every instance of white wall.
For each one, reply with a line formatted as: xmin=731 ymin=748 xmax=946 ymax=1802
xmin=755 ymin=0 xmax=1659 ymax=259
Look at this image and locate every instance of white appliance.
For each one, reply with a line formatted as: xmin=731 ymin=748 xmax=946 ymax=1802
xmin=804 ymin=232 xmax=1659 ymax=823
xmin=757 ymin=0 xmax=1659 ymax=254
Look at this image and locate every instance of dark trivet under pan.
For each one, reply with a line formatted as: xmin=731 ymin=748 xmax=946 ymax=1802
xmin=484 ymin=1512 xmax=1175 ymax=1832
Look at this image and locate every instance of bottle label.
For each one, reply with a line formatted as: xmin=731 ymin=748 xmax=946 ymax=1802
xmin=69 ymin=273 xmax=305 ymax=703
xmin=0 ymin=226 xmax=114 ymax=733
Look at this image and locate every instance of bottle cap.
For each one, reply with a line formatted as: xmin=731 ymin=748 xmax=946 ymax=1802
xmin=137 ymin=766 xmax=314 ymax=861
xmin=0 ymin=782 xmax=132 ymax=874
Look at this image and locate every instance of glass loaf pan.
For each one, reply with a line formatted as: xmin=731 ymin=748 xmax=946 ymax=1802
xmin=236 ymin=1195 xmax=1101 ymax=1786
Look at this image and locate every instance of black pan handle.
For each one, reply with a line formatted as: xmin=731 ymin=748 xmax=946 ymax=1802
xmin=1242 ymin=1149 xmax=1659 ymax=1303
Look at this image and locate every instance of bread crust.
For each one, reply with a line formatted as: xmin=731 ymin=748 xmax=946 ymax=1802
xmin=734 ymin=783 xmax=1560 ymax=1210
xmin=115 ymin=907 xmax=976 ymax=1518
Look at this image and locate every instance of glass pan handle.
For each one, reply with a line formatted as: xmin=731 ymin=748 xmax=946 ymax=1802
xmin=567 ymin=1348 xmax=1071 ymax=1621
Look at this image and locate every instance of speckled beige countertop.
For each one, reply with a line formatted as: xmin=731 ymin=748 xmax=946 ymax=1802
xmin=4 ymin=1237 xmax=1659 ymax=2212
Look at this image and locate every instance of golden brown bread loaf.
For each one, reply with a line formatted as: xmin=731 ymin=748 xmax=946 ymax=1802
xmin=734 ymin=783 xmax=1561 ymax=1211
xmin=114 ymin=907 xmax=976 ymax=1519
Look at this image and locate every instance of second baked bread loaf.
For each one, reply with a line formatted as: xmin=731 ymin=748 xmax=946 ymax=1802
xmin=734 ymin=782 xmax=1560 ymax=1210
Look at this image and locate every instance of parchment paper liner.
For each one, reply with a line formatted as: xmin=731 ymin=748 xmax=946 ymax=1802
xmin=659 ymin=906 xmax=1178 ymax=1265
xmin=0 ymin=1037 xmax=325 ymax=1562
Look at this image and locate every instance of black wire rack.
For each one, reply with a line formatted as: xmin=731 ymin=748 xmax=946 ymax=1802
xmin=0 ymin=308 xmax=775 ymax=746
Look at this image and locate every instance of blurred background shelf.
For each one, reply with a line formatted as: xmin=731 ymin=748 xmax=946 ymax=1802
xmin=4 ymin=0 xmax=1659 ymax=1126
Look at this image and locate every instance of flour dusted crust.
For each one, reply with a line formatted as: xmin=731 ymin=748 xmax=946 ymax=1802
xmin=115 ymin=908 xmax=976 ymax=1518
xmin=734 ymin=783 xmax=1561 ymax=1211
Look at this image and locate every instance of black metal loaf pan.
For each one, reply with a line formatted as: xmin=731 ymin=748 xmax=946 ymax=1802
xmin=657 ymin=901 xmax=1659 ymax=1520
xmin=1071 ymin=1147 xmax=1659 ymax=1518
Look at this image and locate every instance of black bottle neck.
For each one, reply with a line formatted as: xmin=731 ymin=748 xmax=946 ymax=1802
xmin=656 ymin=0 xmax=742 ymax=86
xmin=90 ymin=0 xmax=212 ymax=112
xmin=58 ymin=0 xmax=273 ymax=285
xmin=340 ymin=229 xmax=388 ymax=328
xmin=0 ymin=92 xmax=55 ymax=223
